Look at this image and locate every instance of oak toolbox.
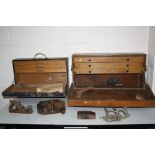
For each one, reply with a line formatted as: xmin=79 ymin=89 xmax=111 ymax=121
xmin=2 ymin=53 xmax=69 ymax=98
xmin=68 ymin=53 xmax=155 ymax=107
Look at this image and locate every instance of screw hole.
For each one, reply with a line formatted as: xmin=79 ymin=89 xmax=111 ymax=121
xmin=126 ymin=58 xmax=130 ymax=61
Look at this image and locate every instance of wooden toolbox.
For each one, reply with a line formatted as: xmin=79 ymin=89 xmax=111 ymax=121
xmin=68 ymin=53 xmax=155 ymax=107
xmin=2 ymin=53 xmax=68 ymax=98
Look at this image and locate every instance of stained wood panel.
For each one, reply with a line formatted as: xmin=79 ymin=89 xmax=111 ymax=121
xmin=15 ymin=73 xmax=67 ymax=85
xmin=74 ymin=56 xmax=145 ymax=63
xmin=13 ymin=58 xmax=68 ymax=85
xmin=75 ymin=62 xmax=144 ymax=69
xmin=68 ymin=84 xmax=155 ymax=107
xmin=14 ymin=60 xmax=67 ymax=73
xmin=14 ymin=60 xmax=66 ymax=66
xmin=74 ymin=68 xmax=144 ymax=74
xmin=74 ymin=74 xmax=144 ymax=88
xmin=68 ymin=99 xmax=155 ymax=107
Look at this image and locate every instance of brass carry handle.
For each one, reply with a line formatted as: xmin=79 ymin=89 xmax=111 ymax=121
xmin=34 ymin=53 xmax=47 ymax=59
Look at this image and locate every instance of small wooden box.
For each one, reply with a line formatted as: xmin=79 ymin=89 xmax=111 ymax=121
xmin=2 ymin=56 xmax=69 ymax=98
xmin=68 ymin=53 xmax=155 ymax=107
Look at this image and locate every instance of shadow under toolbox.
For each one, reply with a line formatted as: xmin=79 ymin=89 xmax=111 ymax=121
xmin=2 ymin=53 xmax=69 ymax=98
xmin=68 ymin=53 xmax=155 ymax=107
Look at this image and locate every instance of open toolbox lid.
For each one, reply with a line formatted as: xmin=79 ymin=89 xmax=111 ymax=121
xmin=2 ymin=53 xmax=69 ymax=98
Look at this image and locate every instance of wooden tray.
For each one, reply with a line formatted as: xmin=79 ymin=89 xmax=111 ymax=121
xmin=68 ymin=84 xmax=155 ymax=107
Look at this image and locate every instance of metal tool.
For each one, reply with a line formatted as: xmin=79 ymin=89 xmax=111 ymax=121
xmin=100 ymin=107 xmax=130 ymax=122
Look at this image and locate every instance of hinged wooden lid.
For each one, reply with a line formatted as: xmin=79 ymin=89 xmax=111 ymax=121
xmin=13 ymin=57 xmax=68 ymax=86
